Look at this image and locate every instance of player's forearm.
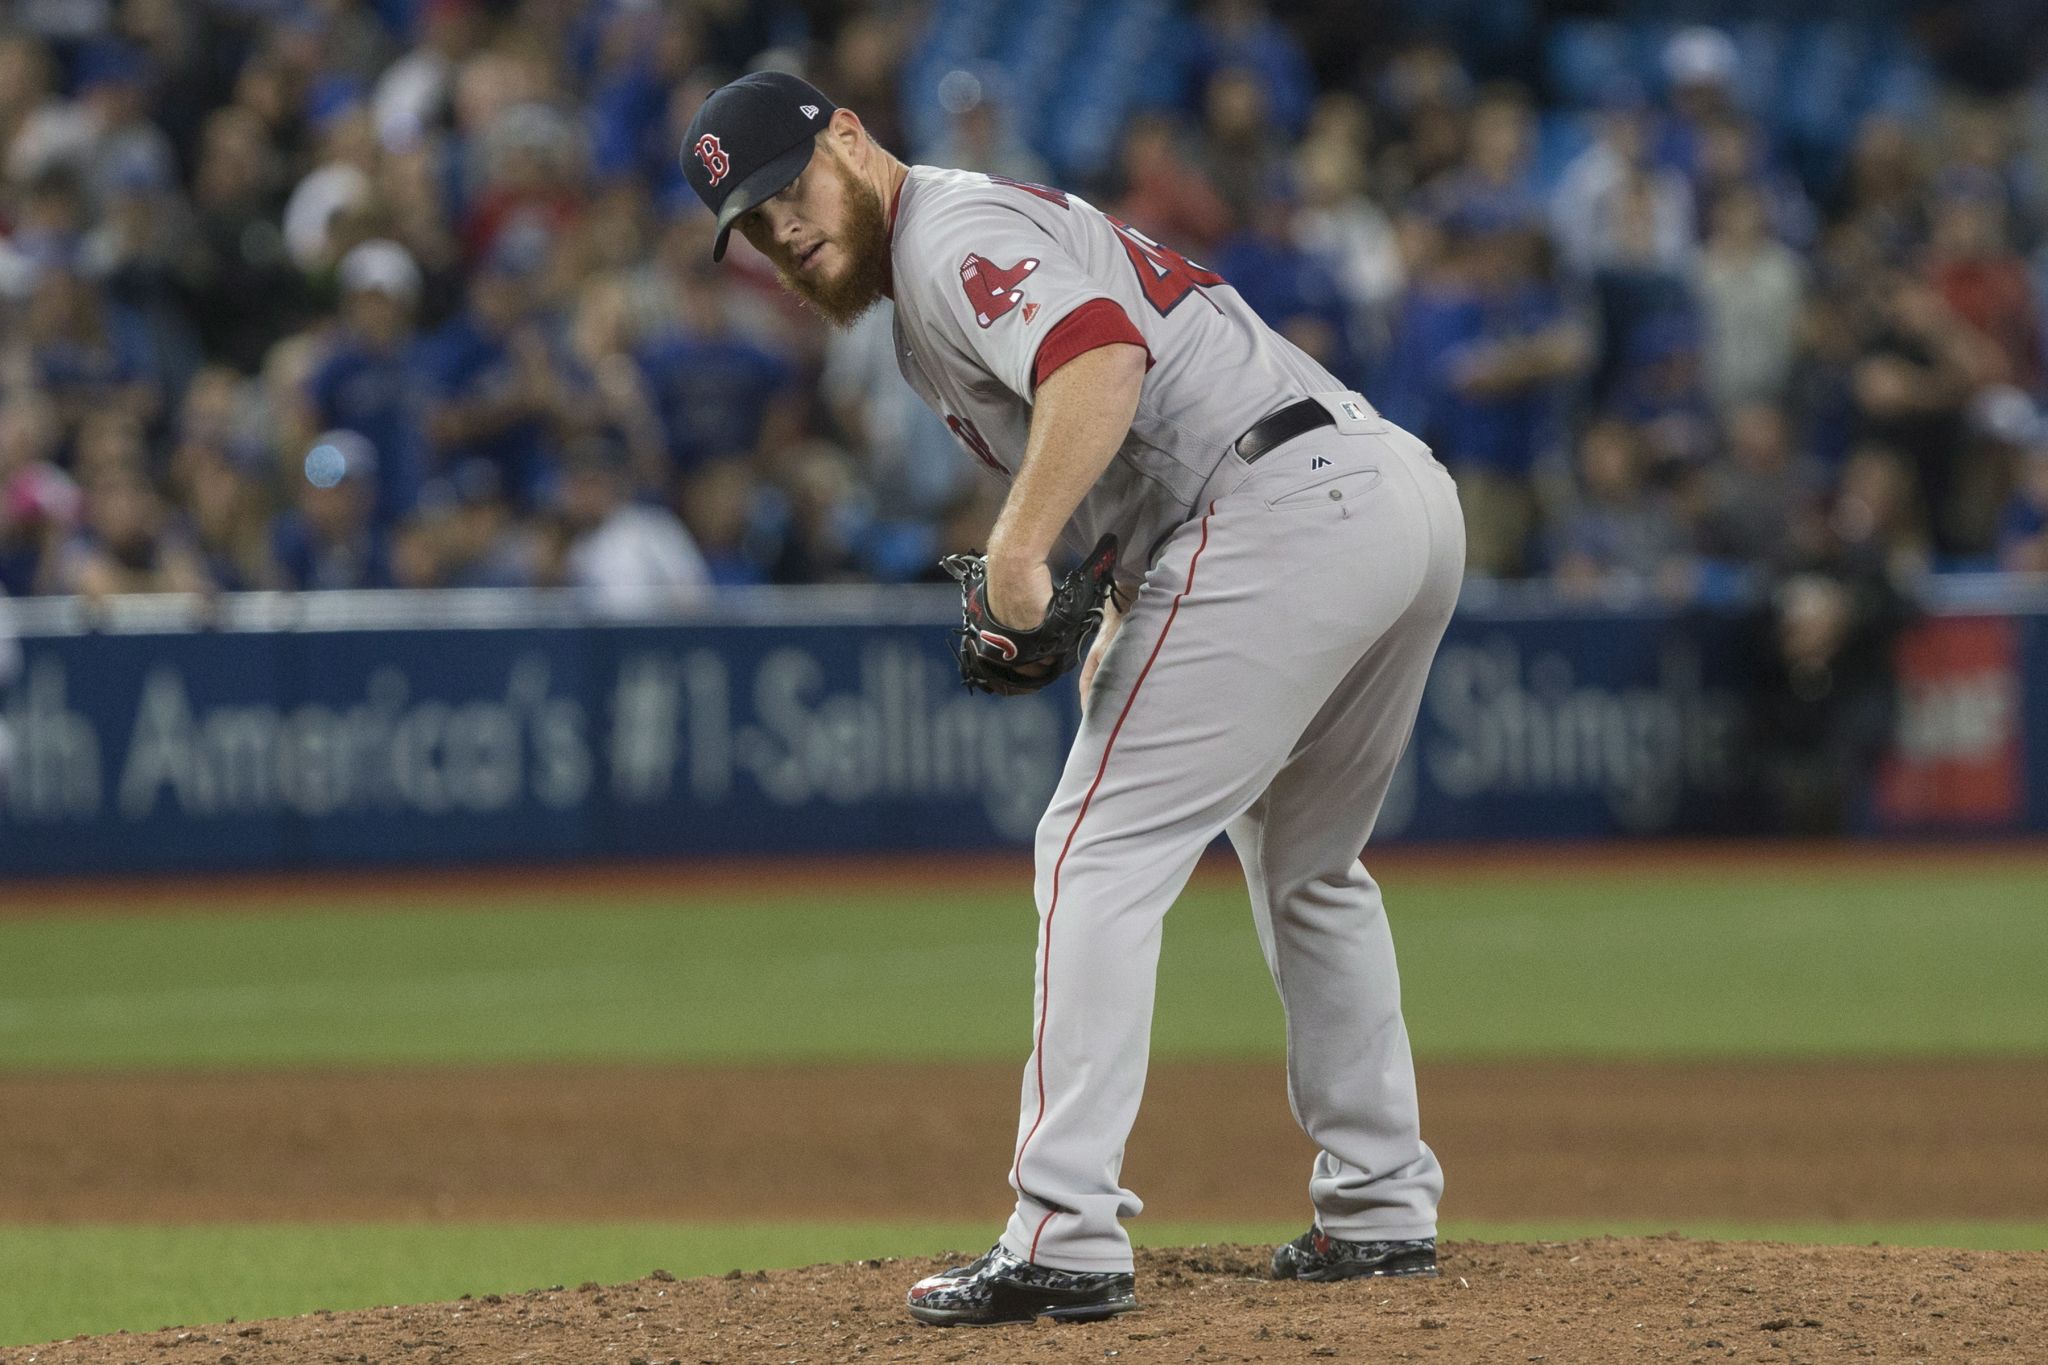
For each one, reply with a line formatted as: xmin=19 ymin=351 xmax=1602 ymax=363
xmin=986 ymin=343 xmax=1148 ymax=572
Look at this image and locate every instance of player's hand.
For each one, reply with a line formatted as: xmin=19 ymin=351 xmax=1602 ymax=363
xmin=984 ymin=554 xmax=1053 ymax=631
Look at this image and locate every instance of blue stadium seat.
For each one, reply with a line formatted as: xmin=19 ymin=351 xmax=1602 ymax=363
xmin=1546 ymin=21 xmax=1634 ymax=108
xmin=1532 ymin=111 xmax=1596 ymax=197
xmin=1728 ymin=21 xmax=1785 ymax=118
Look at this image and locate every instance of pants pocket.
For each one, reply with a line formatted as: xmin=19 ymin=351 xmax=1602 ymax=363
xmin=1263 ymin=467 xmax=1383 ymax=512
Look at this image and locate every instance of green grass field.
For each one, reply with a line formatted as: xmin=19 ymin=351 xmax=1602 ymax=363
xmin=2 ymin=857 xmax=2044 ymax=1346
xmin=3 ymin=864 xmax=2045 ymax=1069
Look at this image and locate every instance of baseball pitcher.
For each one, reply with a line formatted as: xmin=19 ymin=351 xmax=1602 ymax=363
xmin=685 ymin=72 xmax=1463 ymax=1327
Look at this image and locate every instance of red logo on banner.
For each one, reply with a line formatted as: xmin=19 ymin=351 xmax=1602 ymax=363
xmin=1875 ymin=616 xmax=2022 ymax=827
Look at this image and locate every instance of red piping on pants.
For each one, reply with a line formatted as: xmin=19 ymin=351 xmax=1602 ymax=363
xmin=1015 ymin=502 xmax=1218 ymax=1261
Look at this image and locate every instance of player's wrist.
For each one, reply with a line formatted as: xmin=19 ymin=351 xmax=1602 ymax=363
xmin=982 ymin=540 xmax=1047 ymax=580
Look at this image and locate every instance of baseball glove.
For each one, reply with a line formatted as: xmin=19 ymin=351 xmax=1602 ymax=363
xmin=941 ymin=534 xmax=1120 ymax=695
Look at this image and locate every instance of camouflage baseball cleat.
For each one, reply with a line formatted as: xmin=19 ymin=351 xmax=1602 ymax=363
xmin=1271 ymin=1229 xmax=1438 ymax=1282
xmin=906 ymin=1244 xmax=1138 ymax=1326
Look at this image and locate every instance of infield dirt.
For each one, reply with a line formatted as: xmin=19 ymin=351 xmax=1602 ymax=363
xmin=6 ymin=1239 xmax=2044 ymax=1364
xmin=8 ymin=1058 xmax=2048 ymax=1360
xmin=5 ymin=1059 xmax=2044 ymax=1224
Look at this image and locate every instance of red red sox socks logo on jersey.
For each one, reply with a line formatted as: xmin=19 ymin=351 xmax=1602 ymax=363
xmin=960 ymin=253 xmax=1040 ymax=327
xmin=694 ymin=134 xmax=731 ymax=186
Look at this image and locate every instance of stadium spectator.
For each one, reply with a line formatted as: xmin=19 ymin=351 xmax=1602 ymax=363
xmin=1850 ymin=277 xmax=1983 ymax=557
xmin=0 ymin=392 xmax=79 ymax=597
xmin=635 ymin=237 xmax=799 ymax=478
xmin=1291 ymin=115 xmax=1405 ymax=363
xmin=676 ymin=458 xmax=770 ymax=588
xmin=1657 ymin=26 xmax=1741 ymax=183
xmin=1829 ymin=117 xmax=1927 ymax=267
xmin=72 ymin=408 xmax=151 ymax=488
xmin=1743 ymin=563 xmax=1906 ymax=835
xmin=924 ymin=69 xmax=1047 ymax=185
xmin=300 ymin=240 xmax=431 ymax=532
xmin=419 ymin=223 xmax=559 ymax=508
xmin=281 ymin=79 xmax=381 ymax=275
xmin=1829 ymin=443 xmax=1933 ymax=582
xmin=0 ymin=0 xmax=2030 ymax=619
xmin=2000 ymin=436 xmax=2048 ymax=572
xmin=550 ymin=435 xmax=710 ymax=612
xmin=819 ymin=305 xmax=967 ymax=541
xmin=1690 ymin=113 xmax=1815 ymax=254
xmin=1924 ymin=184 xmax=2041 ymax=389
xmin=1385 ymin=211 xmax=1588 ymax=577
xmin=185 ymin=106 xmax=309 ymax=374
xmin=271 ymin=431 xmax=393 ymax=591
xmin=1372 ymin=39 xmax=1472 ymax=202
xmin=1551 ymin=92 xmax=1695 ymax=276
xmin=1546 ymin=417 xmax=1692 ymax=597
xmin=393 ymin=458 xmax=536 ymax=589
xmin=7 ymin=253 xmax=162 ymax=437
xmin=174 ymin=443 xmax=277 ymax=593
xmin=1424 ymin=85 xmax=1541 ymax=236
xmin=1698 ymin=403 xmax=1825 ymax=573
xmin=554 ymin=272 xmax=668 ymax=491
xmin=1111 ymin=114 xmax=1234 ymax=261
xmin=1192 ymin=0 xmax=1316 ymax=139
xmin=1202 ymin=67 xmax=1290 ymax=228
xmin=1697 ymin=185 xmax=1806 ymax=412
xmin=764 ymin=442 xmax=868 ymax=586
xmin=1216 ymin=179 xmax=1357 ymax=381
xmin=0 ymin=31 xmax=73 ymax=186
xmin=372 ymin=0 xmax=488 ymax=156
xmin=48 ymin=464 xmax=212 ymax=598
xmin=1589 ymin=176 xmax=1701 ymax=411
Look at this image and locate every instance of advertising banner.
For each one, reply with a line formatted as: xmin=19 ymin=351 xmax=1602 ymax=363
xmin=1 ymin=600 xmax=2039 ymax=877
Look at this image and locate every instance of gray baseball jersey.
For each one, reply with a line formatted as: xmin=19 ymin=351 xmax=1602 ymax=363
xmin=888 ymin=164 xmax=1460 ymax=1271
xmin=889 ymin=166 xmax=1376 ymax=589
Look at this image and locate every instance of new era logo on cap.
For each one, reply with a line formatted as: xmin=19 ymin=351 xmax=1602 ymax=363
xmin=800 ymin=104 xmax=819 ymax=118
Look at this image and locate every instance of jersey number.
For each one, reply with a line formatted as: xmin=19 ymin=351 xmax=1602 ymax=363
xmin=986 ymin=176 xmax=1226 ymax=316
xmin=1106 ymin=215 xmax=1224 ymax=316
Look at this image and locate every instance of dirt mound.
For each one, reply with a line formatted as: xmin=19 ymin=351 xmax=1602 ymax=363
xmin=10 ymin=1059 xmax=2046 ymax=1224
xmin=8 ymin=1238 xmax=2043 ymax=1364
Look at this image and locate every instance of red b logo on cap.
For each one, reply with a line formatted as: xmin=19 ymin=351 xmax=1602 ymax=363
xmin=694 ymin=134 xmax=731 ymax=187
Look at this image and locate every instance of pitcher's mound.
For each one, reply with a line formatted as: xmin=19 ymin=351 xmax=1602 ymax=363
xmin=11 ymin=1237 xmax=2045 ymax=1363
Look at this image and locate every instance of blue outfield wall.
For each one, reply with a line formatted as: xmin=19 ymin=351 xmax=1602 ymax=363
xmin=1 ymin=589 xmax=2043 ymax=876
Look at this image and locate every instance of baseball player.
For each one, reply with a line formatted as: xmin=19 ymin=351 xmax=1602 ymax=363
xmin=685 ymin=72 xmax=1463 ymax=1327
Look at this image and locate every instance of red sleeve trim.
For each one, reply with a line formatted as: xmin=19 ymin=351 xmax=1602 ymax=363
xmin=1031 ymin=298 xmax=1153 ymax=392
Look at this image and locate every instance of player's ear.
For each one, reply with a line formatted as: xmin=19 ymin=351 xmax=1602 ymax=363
xmin=823 ymin=108 xmax=865 ymax=160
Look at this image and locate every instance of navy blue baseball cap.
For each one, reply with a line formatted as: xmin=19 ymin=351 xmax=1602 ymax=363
xmin=683 ymin=71 xmax=838 ymax=261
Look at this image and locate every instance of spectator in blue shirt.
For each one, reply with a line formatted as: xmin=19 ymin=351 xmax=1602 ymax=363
xmin=1397 ymin=214 xmax=1589 ymax=576
xmin=420 ymin=223 xmax=557 ymax=510
xmin=1216 ymin=177 xmax=1359 ymax=384
xmin=8 ymin=254 xmax=162 ymax=439
xmin=1191 ymin=0 xmax=1315 ymax=138
xmin=271 ymin=431 xmax=393 ymax=591
xmin=1998 ymin=437 xmax=2048 ymax=571
xmin=1546 ymin=416 xmax=1694 ymax=598
xmin=636 ymin=252 xmax=798 ymax=480
xmin=302 ymin=240 xmax=430 ymax=532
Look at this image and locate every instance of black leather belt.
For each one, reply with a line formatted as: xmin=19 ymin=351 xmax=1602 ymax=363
xmin=1234 ymin=399 xmax=1335 ymax=465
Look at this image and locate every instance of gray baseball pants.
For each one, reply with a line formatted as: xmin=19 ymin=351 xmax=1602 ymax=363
xmin=1000 ymin=416 xmax=1463 ymax=1271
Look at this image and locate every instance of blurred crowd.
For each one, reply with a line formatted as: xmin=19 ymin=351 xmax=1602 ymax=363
xmin=0 ymin=0 xmax=2045 ymax=622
